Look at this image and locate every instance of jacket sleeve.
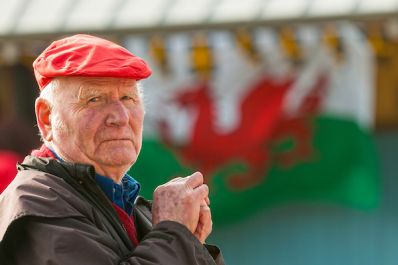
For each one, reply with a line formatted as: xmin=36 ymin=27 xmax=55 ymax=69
xmin=1 ymin=217 xmax=224 ymax=265
xmin=126 ymin=221 xmax=224 ymax=265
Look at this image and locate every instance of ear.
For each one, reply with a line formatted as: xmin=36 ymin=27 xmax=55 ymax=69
xmin=35 ymin=98 xmax=53 ymax=141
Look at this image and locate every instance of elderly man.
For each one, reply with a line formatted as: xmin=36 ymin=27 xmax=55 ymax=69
xmin=0 ymin=34 xmax=223 ymax=264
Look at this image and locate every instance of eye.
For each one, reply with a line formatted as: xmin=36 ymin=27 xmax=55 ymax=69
xmin=121 ymin=95 xmax=139 ymax=102
xmin=88 ymin=96 xmax=101 ymax=103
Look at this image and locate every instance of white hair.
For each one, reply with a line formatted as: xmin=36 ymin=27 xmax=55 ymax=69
xmin=39 ymin=79 xmax=61 ymax=108
xmin=37 ymin=79 xmax=68 ymax=143
xmin=136 ymin=81 xmax=145 ymax=113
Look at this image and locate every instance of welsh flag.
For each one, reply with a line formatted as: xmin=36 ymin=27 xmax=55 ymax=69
xmin=126 ymin=23 xmax=379 ymax=225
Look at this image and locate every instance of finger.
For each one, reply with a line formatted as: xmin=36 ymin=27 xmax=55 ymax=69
xmin=201 ymin=206 xmax=212 ymax=238
xmin=199 ymin=205 xmax=211 ymax=220
xmin=204 ymin=197 xmax=210 ymax=206
xmin=185 ymin=172 xmax=204 ymax=189
xmin=199 ymin=204 xmax=212 ymax=221
xmin=194 ymin=224 xmax=203 ymax=242
xmin=200 ymin=197 xmax=210 ymax=207
xmin=192 ymin=184 xmax=209 ymax=200
xmin=196 ymin=205 xmax=212 ymax=243
xmin=169 ymin=177 xmax=183 ymax=183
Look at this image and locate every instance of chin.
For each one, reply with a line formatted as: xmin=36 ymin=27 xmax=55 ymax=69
xmin=95 ymin=143 xmax=137 ymax=164
xmin=103 ymin=151 xmax=136 ymax=166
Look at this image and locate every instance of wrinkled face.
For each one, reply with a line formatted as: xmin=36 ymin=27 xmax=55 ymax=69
xmin=50 ymin=77 xmax=144 ymax=177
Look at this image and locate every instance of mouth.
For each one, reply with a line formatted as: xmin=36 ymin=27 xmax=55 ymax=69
xmin=101 ymin=138 xmax=133 ymax=143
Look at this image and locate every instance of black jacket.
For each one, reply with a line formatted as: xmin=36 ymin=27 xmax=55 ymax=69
xmin=0 ymin=156 xmax=224 ymax=265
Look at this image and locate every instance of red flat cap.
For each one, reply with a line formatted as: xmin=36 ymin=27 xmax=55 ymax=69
xmin=33 ymin=34 xmax=152 ymax=90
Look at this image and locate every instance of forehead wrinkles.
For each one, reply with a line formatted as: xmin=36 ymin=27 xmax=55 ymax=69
xmin=77 ymin=86 xmax=102 ymax=100
xmin=75 ymin=78 xmax=138 ymax=100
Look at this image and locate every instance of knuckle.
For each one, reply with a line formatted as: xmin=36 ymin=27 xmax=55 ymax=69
xmin=154 ymin=185 xmax=165 ymax=194
xmin=196 ymin=171 xmax=204 ymax=179
xmin=201 ymin=184 xmax=209 ymax=195
xmin=183 ymin=194 xmax=194 ymax=204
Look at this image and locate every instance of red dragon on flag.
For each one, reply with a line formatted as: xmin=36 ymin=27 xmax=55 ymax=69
xmin=159 ymin=73 xmax=328 ymax=190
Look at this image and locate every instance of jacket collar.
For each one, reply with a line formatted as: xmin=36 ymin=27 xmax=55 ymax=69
xmin=19 ymin=155 xmax=96 ymax=183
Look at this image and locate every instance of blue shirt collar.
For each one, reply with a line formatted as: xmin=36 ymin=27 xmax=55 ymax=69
xmin=95 ymin=173 xmax=140 ymax=216
xmin=49 ymin=148 xmax=63 ymax=161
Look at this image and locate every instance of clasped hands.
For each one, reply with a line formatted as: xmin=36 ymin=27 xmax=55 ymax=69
xmin=152 ymin=172 xmax=212 ymax=244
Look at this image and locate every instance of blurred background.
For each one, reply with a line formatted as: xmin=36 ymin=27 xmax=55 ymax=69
xmin=1 ymin=0 xmax=398 ymax=264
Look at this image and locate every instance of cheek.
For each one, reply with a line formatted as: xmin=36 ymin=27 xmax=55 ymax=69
xmin=131 ymin=105 xmax=145 ymax=129
xmin=51 ymin=110 xmax=76 ymax=141
xmin=77 ymin=111 xmax=103 ymax=143
xmin=129 ymin=104 xmax=145 ymax=124
xmin=52 ymin=115 xmax=71 ymax=135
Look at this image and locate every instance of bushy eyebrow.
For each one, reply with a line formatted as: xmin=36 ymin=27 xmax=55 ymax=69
xmin=75 ymin=85 xmax=139 ymax=102
xmin=76 ymin=87 xmax=104 ymax=100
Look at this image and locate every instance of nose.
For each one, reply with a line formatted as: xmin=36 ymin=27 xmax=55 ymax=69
xmin=105 ymin=101 xmax=129 ymax=127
